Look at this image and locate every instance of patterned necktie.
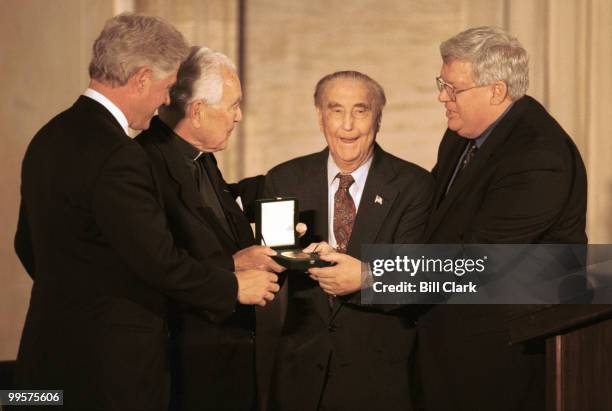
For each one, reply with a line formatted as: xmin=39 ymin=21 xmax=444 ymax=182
xmin=459 ymin=140 xmax=479 ymax=172
xmin=333 ymin=173 xmax=356 ymax=254
xmin=444 ymin=140 xmax=480 ymax=200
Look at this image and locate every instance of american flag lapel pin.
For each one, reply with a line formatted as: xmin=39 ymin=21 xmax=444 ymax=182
xmin=374 ymin=195 xmax=383 ymax=205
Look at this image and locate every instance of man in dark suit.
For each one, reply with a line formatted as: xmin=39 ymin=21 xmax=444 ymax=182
xmin=135 ymin=46 xmax=285 ymax=411
xmin=13 ymin=15 xmax=278 ymax=411
xmin=257 ymin=71 xmax=434 ymax=411
xmin=416 ymin=26 xmax=588 ymax=411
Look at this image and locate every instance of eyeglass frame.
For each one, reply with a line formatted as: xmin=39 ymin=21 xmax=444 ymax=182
xmin=435 ymin=76 xmax=490 ymax=101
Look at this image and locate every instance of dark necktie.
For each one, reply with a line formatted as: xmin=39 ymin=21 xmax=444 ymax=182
xmin=458 ymin=140 xmax=478 ymax=173
xmin=333 ymin=173 xmax=356 ymax=254
xmin=444 ymin=140 xmax=479 ymax=200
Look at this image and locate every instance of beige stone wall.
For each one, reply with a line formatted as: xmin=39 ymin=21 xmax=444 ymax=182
xmin=0 ymin=0 xmax=114 ymax=360
xmin=242 ymin=0 xmax=506 ymax=176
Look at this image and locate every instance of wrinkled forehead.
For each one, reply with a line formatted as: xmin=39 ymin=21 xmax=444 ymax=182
xmin=219 ymin=68 xmax=240 ymax=89
xmin=219 ymin=69 xmax=242 ymax=100
xmin=320 ymin=78 xmax=375 ymax=106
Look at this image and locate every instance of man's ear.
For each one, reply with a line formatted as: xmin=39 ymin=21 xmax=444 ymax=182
xmin=129 ymin=67 xmax=153 ymax=94
xmin=491 ymin=80 xmax=509 ymax=104
xmin=189 ymin=100 xmax=205 ymax=128
xmin=374 ymin=111 xmax=382 ymax=134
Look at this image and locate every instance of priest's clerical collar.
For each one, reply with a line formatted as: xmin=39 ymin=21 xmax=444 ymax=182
xmin=155 ymin=116 xmax=203 ymax=161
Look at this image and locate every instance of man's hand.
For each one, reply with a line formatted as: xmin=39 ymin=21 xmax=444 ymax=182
xmin=235 ymin=270 xmax=280 ymax=306
xmin=308 ymin=252 xmax=362 ymax=296
xmin=233 ymin=245 xmax=285 ymax=273
xmin=302 ymin=241 xmax=335 ymax=255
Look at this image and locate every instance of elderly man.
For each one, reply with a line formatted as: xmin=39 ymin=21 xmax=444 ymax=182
xmin=417 ymin=27 xmax=587 ymax=410
xmin=255 ymin=71 xmax=434 ymax=411
xmin=135 ymin=46 xmax=284 ymax=411
xmin=14 ymin=14 xmax=278 ymax=411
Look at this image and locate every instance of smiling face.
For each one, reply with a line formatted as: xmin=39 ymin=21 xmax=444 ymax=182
xmin=438 ymin=59 xmax=496 ymax=139
xmin=317 ymin=78 xmax=378 ymax=173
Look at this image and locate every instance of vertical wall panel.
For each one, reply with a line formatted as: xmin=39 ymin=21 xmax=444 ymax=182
xmin=134 ymin=0 xmax=242 ymax=180
xmin=242 ymin=0 xmax=505 ymax=178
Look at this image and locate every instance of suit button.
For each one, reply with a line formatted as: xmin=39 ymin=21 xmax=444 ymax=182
xmin=316 ymin=363 xmax=325 ymax=371
xmin=328 ymin=325 xmax=336 ymax=333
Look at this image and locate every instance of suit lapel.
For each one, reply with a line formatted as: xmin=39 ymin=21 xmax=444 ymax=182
xmin=206 ymin=154 xmax=255 ymax=248
xmin=347 ymin=146 xmax=397 ymax=257
xmin=155 ymin=138 xmax=239 ymax=248
xmin=297 ymin=149 xmax=329 ymax=244
xmin=433 ymin=134 xmax=466 ymax=209
xmin=158 ymin=142 xmax=205 ymax=222
xmin=331 ymin=145 xmax=398 ymax=319
xmin=425 ymin=135 xmax=467 ymax=239
xmin=294 ymin=149 xmax=330 ymax=323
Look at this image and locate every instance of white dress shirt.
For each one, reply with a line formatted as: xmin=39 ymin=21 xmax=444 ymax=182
xmin=326 ymin=153 xmax=373 ymax=248
xmin=82 ymin=88 xmax=129 ymax=136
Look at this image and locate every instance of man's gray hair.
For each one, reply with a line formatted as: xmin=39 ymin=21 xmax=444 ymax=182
xmin=314 ymin=71 xmax=386 ymax=134
xmin=164 ymin=46 xmax=237 ymax=116
xmin=89 ymin=13 xmax=189 ymax=86
xmin=440 ymin=26 xmax=529 ymax=100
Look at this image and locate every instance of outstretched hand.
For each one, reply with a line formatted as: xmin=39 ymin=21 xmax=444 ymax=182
xmin=308 ymin=252 xmax=362 ymax=296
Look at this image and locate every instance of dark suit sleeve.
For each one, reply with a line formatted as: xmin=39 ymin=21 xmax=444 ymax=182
xmin=228 ymin=175 xmax=266 ymax=223
xmin=394 ymin=173 xmax=435 ymax=243
xmin=15 ymin=200 xmax=35 ymax=279
xmin=344 ymin=172 xmax=435 ymax=311
xmin=464 ymin=147 xmax=571 ymax=243
xmin=91 ymin=142 xmax=238 ymax=322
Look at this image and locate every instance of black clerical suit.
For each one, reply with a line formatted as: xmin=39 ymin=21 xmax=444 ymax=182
xmin=260 ymin=145 xmax=434 ymax=411
xmin=136 ymin=116 xmax=257 ymax=411
xmin=14 ymin=97 xmax=238 ymax=411
xmin=417 ymin=95 xmax=588 ymax=411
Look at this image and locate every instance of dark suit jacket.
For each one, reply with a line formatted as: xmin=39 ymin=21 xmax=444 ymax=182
xmin=13 ymin=97 xmax=238 ymax=411
xmin=262 ymin=145 xmax=434 ymax=411
xmin=136 ymin=117 xmax=257 ymax=411
xmin=417 ymin=96 xmax=588 ymax=411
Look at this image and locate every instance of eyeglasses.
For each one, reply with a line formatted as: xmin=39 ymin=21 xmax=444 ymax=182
xmin=436 ymin=76 xmax=488 ymax=101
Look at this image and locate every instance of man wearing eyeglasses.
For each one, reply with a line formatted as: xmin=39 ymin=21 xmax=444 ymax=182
xmin=417 ymin=27 xmax=587 ymax=411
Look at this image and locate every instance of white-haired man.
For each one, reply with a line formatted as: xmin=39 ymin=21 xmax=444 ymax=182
xmin=257 ymin=71 xmax=434 ymax=411
xmin=418 ymin=26 xmax=587 ymax=411
xmin=14 ymin=14 xmax=278 ymax=411
xmin=136 ymin=46 xmax=285 ymax=411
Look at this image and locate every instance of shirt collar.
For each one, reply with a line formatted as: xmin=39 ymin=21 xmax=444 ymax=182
xmin=474 ymin=101 xmax=515 ymax=148
xmin=83 ymin=88 xmax=129 ymax=135
xmin=327 ymin=152 xmax=374 ymax=189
